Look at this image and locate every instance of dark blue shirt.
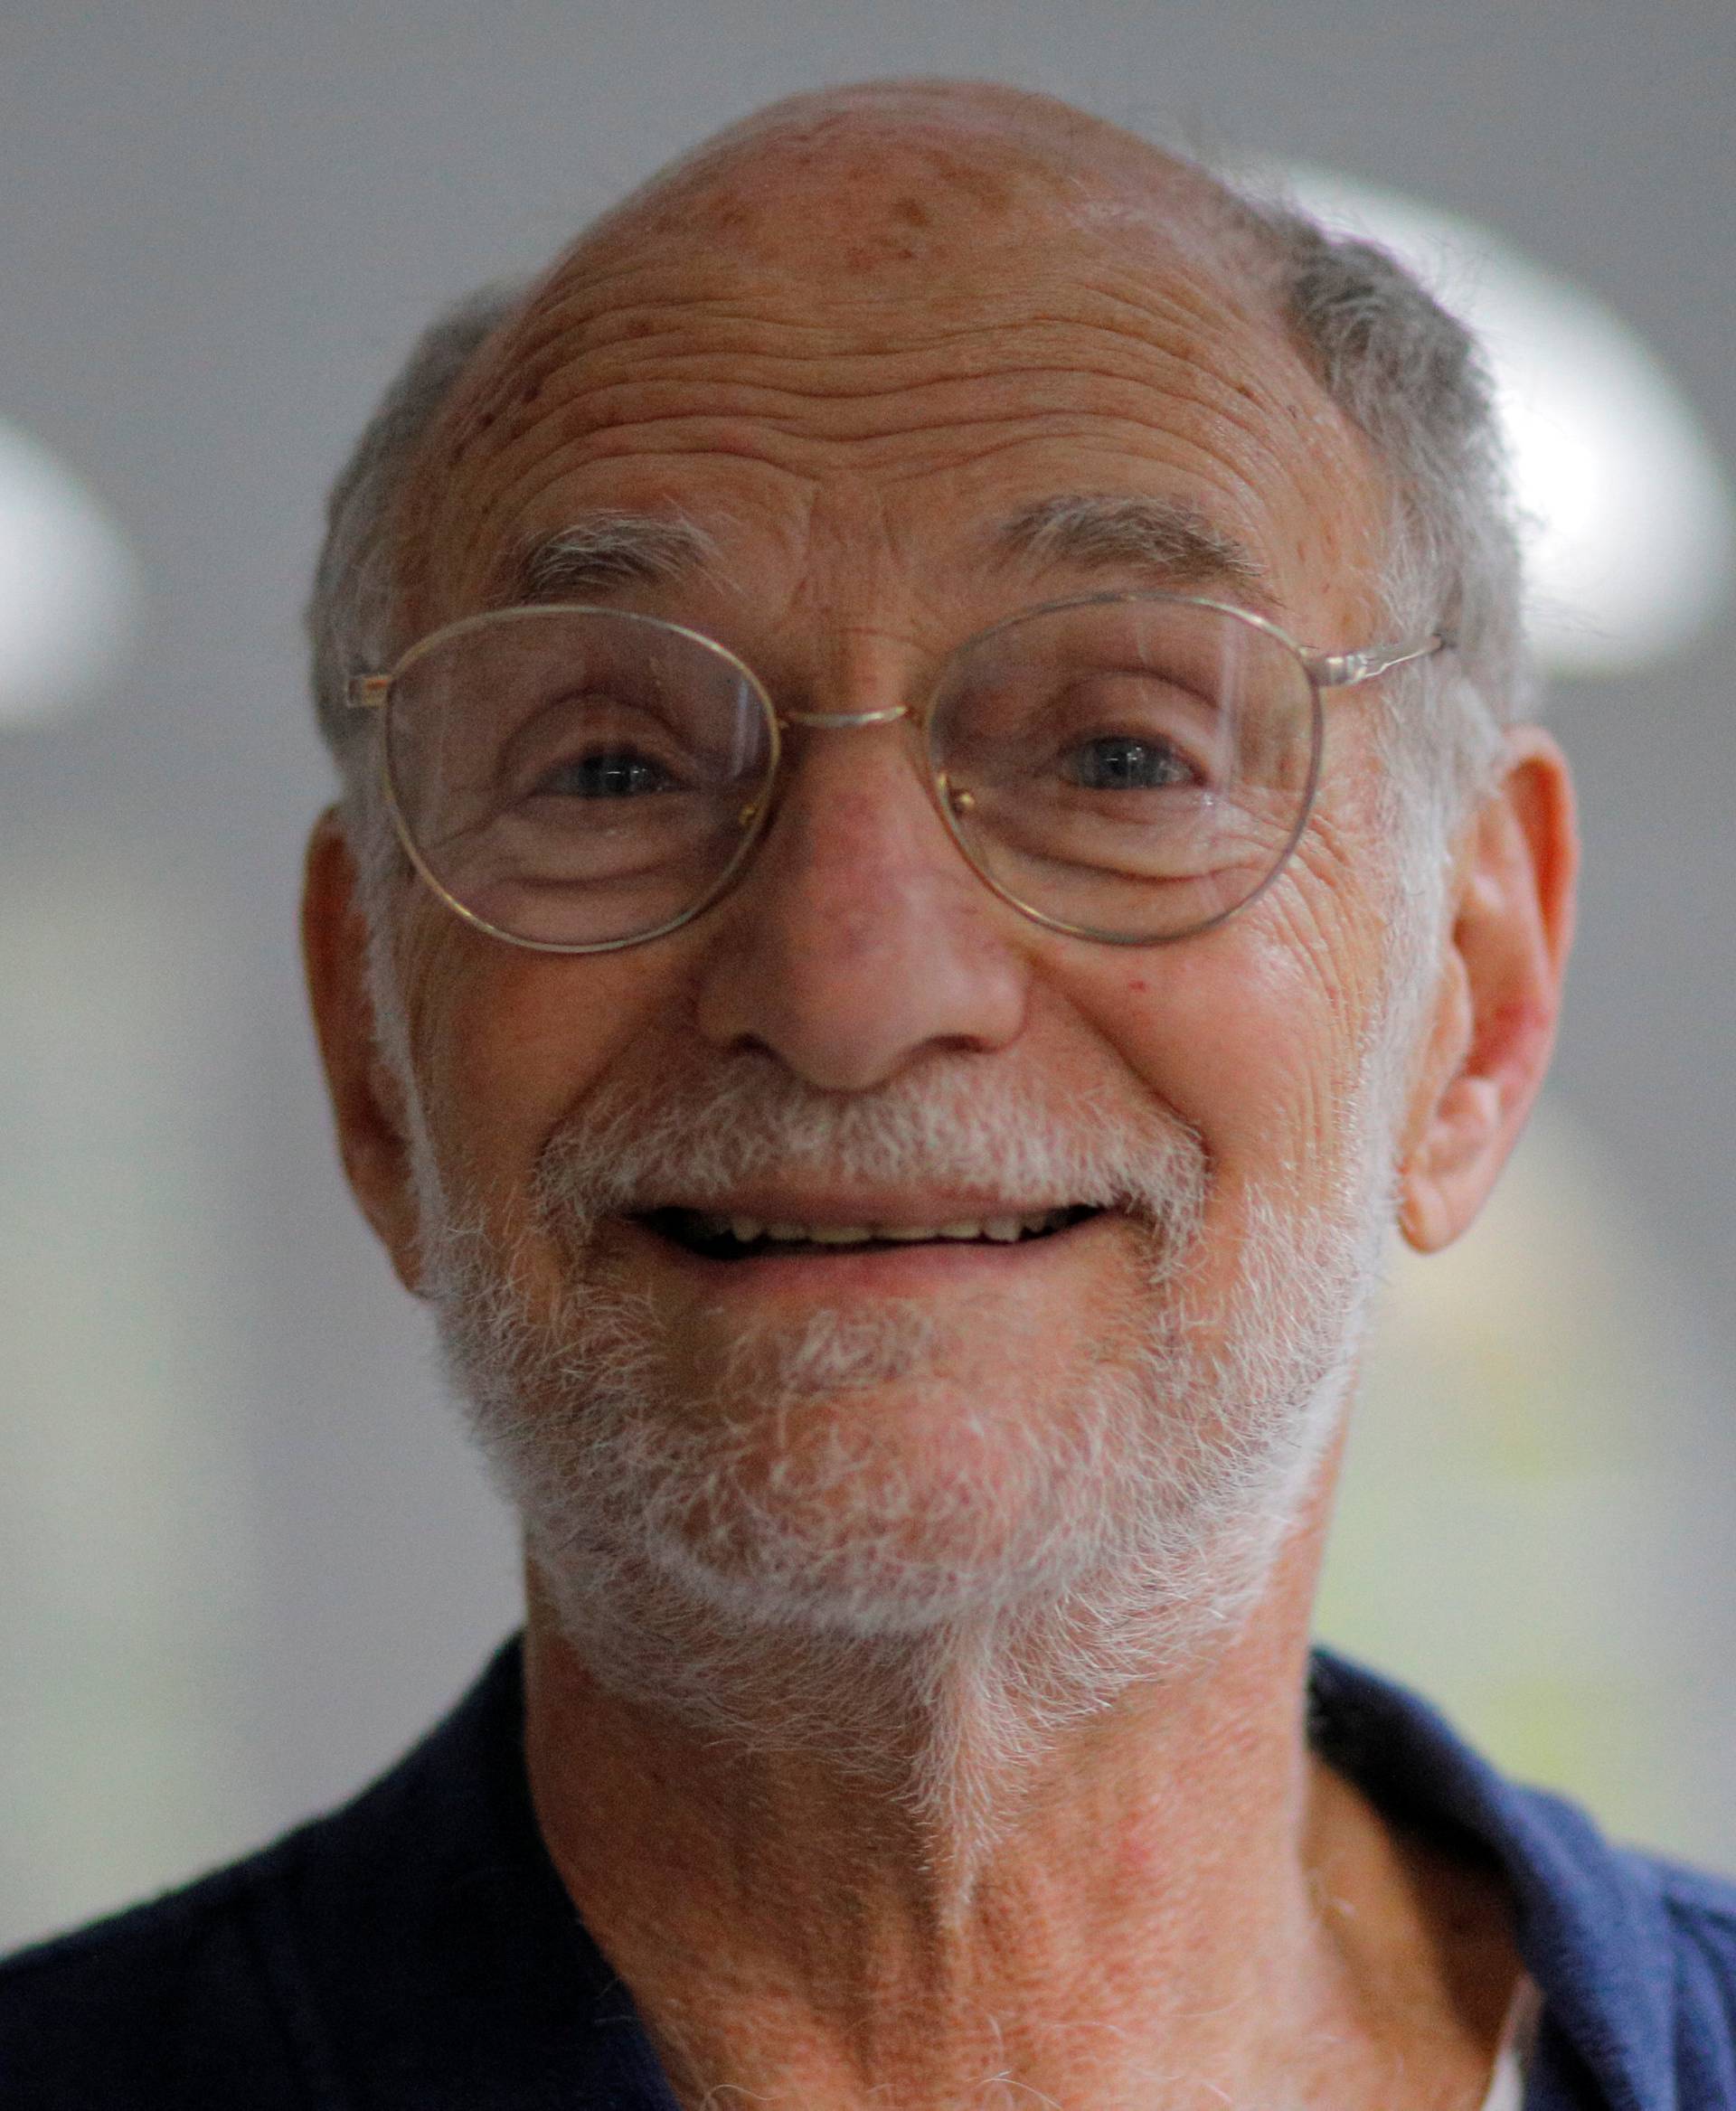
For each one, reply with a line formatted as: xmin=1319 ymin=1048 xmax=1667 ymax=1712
xmin=5 ymin=1641 xmax=1735 ymax=2106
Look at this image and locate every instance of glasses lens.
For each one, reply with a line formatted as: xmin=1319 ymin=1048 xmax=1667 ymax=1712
xmin=928 ymin=597 xmax=1320 ymax=942
xmin=384 ymin=608 xmax=776 ymax=949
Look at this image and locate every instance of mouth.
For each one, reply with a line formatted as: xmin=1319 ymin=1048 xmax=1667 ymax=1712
xmin=639 ymin=1204 xmax=1102 ymax=1262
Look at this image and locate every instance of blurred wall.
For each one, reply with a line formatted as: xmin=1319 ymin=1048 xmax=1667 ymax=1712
xmin=2 ymin=0 xmax=1732 ymax=1950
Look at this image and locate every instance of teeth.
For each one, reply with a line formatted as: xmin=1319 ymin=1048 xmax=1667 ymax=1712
xmin=681 ymin=1207 xmax=1083 ymax=1247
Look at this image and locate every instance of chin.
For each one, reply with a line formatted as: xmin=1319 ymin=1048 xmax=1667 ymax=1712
xmin=476 ymin=1300 xmax=1273 ymax=1650
xmin=634 ymin=1380 xmax=1127 ymax=1636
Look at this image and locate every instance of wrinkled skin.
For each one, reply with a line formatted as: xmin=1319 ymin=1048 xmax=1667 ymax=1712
xmin=305 ymin=80 xmax=1576 ymax=2111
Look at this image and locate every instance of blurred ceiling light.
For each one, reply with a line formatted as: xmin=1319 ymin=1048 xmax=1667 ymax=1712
xmin=1258 ymin=166 xmax=1735 ymax=677
xmin=0 ymin=419 xmax=139 ymax=726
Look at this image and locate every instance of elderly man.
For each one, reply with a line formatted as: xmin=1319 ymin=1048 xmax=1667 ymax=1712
xmin=6 ymin=76 xmax=1734 ymax=2111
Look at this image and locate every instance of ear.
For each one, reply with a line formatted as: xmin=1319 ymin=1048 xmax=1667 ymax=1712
xmin=1398 ymin=729 xmax=1578 ymax=1253
xmin=300 ymin=810 xmax=429 ymax=1296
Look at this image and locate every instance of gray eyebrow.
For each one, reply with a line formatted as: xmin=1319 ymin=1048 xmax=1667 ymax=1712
xmin=994 ymin=494 xmax=1277 ymax=609
xmin=504 ymin=512 xmax=723 ymax=606
xmin=500 ymin=495 xmax=1273 ymax=616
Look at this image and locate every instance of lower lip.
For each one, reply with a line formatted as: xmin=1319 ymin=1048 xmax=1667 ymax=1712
xmin=616 ymin=1212 xmax=1113 ymax=1292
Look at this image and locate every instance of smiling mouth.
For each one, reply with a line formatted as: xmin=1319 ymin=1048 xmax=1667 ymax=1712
xmin=641 ymin=1205 xmax=1101 ymax=1260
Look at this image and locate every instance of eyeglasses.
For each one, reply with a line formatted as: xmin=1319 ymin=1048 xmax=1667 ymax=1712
xmin=347 ymin=594 xmax=1445 ymax=953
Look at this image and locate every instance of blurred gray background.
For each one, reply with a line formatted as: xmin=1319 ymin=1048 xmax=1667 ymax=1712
xmin=2 ymin=0 xmax=1732 ymax=1951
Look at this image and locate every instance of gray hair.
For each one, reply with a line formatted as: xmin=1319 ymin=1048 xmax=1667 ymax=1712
xmin=307 ymin=282 xmax=523 ymax=880
xmin=1238 ymin=195 xmax=1522 ymax=832
xmin=305 ymin=176 xmax=1524 ymax=892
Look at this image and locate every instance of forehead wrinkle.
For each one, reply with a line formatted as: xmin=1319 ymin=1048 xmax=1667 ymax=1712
xmin=436 ymin=322 xmax=1326 ymax=498
xmin=411 ymin=188 xmax=1380 ymax=634
xmin=429 ymin=197 xmax=1320 ymax=457
xmin=420 ymin=340 xmax=1340 ymax=635
xmin=457 ymin=260 xmax=1292 ymax=407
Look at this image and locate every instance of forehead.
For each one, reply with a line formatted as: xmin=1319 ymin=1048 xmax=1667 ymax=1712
xmin=405 ymin=123 xmax=1384 ymax=637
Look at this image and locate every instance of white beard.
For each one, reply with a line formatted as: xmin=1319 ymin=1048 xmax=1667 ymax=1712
xmin=413 ymin=1039 xmax=1398 ymax=1839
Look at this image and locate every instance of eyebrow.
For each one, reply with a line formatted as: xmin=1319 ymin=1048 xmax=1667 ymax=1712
xmin=993 ymin=494 xmax=1278 ymax=609
xmin=501 ymin=512 xmax=723 ymax=607
xmin=496 ymin=493 xmax=1276 ymax=616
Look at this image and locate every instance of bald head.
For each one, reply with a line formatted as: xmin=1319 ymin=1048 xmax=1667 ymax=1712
xmin=437 ymin=80 xmax=1290 ymax=466
xmin=579 ymin=79 xmax=1265 ymax=277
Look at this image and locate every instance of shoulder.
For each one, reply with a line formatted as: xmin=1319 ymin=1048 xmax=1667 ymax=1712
xmin=1310 ymin=1650 xmax=1736 ymax=2104
xmin=1636 ymin=1848 xmax=1736 ymax=1999
xmin=0 ymin=1836 xmax=320 ymax=2109
xmin=1643 ymin=1850 xmax=1736 ymax=1928
xmin=0 ymin=1641 xmax=529 ymax=2111
xmin=1585 ymin=1843 xmax=1736 ymax=2104
xmin=1 ymin=1646 xmax=530 ymax=2111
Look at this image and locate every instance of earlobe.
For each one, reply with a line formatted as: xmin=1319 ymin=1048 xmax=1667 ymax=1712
xmin=301 ymin=810 xmax=429 ymax=1296
xmin=1398 ymin=730 xmax=1578 ymax=1255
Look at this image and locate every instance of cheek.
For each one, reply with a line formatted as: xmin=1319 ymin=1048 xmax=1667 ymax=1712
xmin=402 ymin=921 xmax=684 ymax=1206
xmin=1068 ymin=884 xmax=1386 ymax=1191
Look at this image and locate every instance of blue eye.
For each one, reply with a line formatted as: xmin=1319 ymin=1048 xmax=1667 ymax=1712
xmin=1064 ymin=736 xmax=1195 ymax=791
xmin=540 ymin=750 xmax=674 ymax=797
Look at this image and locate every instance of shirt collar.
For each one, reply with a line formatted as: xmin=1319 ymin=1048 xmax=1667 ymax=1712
xmin=1310 ymin=1648 xmax=1675 ymax=2110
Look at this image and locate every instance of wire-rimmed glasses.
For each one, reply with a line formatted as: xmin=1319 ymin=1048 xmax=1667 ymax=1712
xmin=347 ymin=594 xmax=1445 ymax=952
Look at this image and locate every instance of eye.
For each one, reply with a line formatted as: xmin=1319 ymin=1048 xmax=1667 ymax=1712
xmin=535 ymin=748 xmax=676 ymax=798
xmin=1062 ymin=735 xmax=1198 ymax=791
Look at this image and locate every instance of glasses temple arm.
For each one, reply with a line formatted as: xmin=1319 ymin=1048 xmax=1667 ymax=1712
xmin=1302 ymin=635 xmax=1452 ymax=690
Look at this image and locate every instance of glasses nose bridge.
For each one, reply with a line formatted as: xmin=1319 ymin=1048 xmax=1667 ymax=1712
xmin=778 ymin=702 xmax=917 ymax=732
xmin=758 ymin=619 xmax=945 ymax=779
xmin=749 ymin=697 xmax=963 ymax=891
xmin=766 ymin=696 xmax=936 ymax=806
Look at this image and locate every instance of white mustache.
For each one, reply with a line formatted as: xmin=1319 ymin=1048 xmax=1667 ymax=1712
xmin=526 ymin=1047 xmax=1210 ymax=1241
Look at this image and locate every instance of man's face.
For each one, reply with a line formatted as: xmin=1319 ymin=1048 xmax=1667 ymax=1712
xmin=368 ymin=116 xmax=1416 ymax=1670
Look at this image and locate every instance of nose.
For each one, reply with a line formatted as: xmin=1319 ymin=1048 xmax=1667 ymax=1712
xmin=692 ymin=727 xmax=1030 ymax=1090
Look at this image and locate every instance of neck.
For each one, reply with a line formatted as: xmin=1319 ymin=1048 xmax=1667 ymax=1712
xmin=521 ymin=1495 xmax=1520 ymax=2109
